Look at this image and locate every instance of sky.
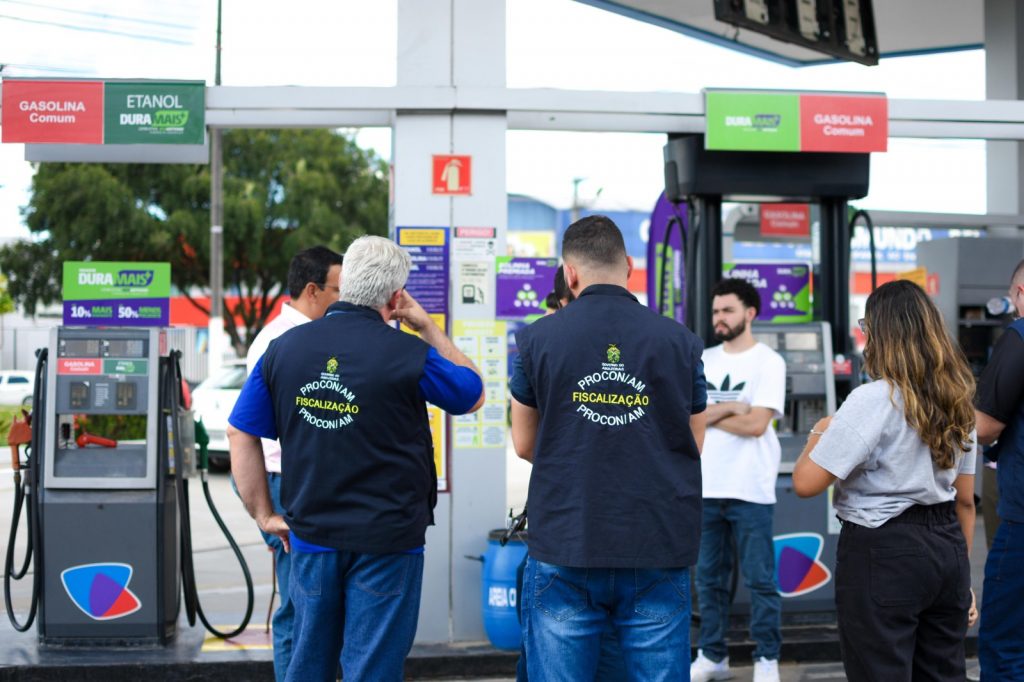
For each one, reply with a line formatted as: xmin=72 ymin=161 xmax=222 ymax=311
xmin=0 ymin=0 xmax=990 ymax=240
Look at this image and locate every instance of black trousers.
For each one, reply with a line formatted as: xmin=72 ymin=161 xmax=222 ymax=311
xmin=835 ymin=501 xmax=971 ymax=682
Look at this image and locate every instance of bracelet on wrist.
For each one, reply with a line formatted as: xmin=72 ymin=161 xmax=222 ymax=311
xmin=809 ymin=429 xmax=826 ymax=436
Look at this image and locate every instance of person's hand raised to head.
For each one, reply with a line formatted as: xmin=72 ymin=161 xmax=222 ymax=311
xmin=391 ymin=290 xmax=434 ymax=333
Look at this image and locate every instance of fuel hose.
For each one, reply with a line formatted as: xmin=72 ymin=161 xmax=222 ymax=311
xmin=166 ymin=351 xmax=253 ymax=639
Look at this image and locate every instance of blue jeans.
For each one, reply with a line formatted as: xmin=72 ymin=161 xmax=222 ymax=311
xmin=521 ymin=557 xmax=691 ymax=682
xmin=695 ymin=499 xmax=781 ymax=662
xmin=286 ymin=550 xmax=424 ymax=682
xmin=980 ymin=520 xmax=1024 ymax=681
xmin=231 ymin=473 xmax=343 ymax=681
xmin=516 ymin=555 xmax=628 ymax=682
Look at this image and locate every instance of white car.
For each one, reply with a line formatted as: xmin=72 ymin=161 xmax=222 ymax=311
xmin=190 ymin=362 xmax=247 ymax=471
xmin=0 ymin=370 xmax=35 ymax=407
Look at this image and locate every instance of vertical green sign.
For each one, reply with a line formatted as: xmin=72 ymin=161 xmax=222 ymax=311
xmin=705 ymin=91 xmax=801 ymax=152
xmin=103 ymin=81 xmax=205 ymax=144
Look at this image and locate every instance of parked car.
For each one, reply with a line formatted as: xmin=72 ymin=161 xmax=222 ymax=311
xmin=0 ymin=370 xmax=35 ymax=407
xmin=191 ymin=361 xmax=246 ymax=471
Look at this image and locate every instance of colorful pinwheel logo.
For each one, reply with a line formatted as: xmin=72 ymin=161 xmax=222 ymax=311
xmin=774 ymin=533 xmax=832 ymax=597
xmin=61 ymin=563 xmax=141 ymax=620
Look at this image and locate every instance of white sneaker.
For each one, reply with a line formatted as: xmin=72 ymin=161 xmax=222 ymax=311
xmin=753 ymin=657 xmax=780 ymax=682
xmin=690 ymin=649 xmax=732 ymax=681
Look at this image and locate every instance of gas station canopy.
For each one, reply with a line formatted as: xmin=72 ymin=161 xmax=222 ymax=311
xmin=575 ymin=0 xmax=982 ymax=66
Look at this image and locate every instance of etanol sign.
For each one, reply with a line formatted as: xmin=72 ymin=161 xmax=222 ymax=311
xmin=104 ymin=82 xmax=204 ymax=144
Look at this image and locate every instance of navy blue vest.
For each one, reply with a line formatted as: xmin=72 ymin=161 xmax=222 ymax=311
xmin=516 ymin=284 xmax=705 ymax=568
xmin=989 ymin=318 xmax=1024 ymax=523
xmin=261 ymin=302 xmax=436 ymax=553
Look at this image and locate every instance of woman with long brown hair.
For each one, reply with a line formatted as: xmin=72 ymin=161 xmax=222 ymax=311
xmin=793 ymin=279 xmax=977 ymax=681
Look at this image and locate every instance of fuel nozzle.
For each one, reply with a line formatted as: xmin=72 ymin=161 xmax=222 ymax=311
xmin=193 ymin=417 xmax=210 ymax=471
xmin=7 ymin=409 xmax=31 ymax=472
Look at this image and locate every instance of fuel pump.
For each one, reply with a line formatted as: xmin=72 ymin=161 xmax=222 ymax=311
xmin=4 ymin=326 xmax=253 ymax=645
xmin=660 ymin=133 xmax=873 ymax=623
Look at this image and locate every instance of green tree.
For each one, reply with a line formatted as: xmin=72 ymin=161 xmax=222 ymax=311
xmin=0 ymin=129 xmax=388 ymax=354
xmin=0 ymin=275 xmax=14 ymax=316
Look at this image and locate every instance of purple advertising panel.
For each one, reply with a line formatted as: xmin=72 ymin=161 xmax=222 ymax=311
xmin=723 ymin=262 xmax=813 ymax=323
xmin=495 ymin=257 xmax=559 ymax=319
xmin=645 ymin=193 xmax=687 ymax=324
xmin=397 ymin=227 xmax=449 ymax=318
xmin=63 ymin=298 xmax=170 ymax=327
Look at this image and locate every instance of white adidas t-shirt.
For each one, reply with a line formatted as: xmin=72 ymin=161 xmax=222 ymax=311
xmin=701 ymin=342 xmax=787 ymax=504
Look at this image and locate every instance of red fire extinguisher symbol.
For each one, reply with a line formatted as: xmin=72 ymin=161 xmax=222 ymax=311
xmin=432 ymin=155 xmax=472 ymax=195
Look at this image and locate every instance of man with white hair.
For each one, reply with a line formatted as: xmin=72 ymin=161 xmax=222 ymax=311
xmin=228 ymin=235 xmax=485 ymax=681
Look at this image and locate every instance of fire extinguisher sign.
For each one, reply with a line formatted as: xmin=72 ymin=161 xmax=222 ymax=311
xmin=432 ymin=155 xmax=472 ymax=195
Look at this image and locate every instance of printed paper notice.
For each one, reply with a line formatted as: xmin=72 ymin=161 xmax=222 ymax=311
xmin=453 ymin=320 xmax=508 ymax=449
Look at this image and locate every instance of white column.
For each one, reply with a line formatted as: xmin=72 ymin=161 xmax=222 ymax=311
xmin=986 ymin=0 xmax=1024 ymax=236
xmin=394 ymin=0 xmax=508 ymax=643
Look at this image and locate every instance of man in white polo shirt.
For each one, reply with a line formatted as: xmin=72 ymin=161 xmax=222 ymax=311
xmin=244 ymin=245 xmax=343 ymax=682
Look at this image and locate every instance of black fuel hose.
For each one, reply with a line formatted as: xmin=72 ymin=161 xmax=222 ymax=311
xmin=4 ymin=347 xmax=46 ymax=632
xmin=849 ymin=209 xmax=877 ymax=293
xmin=7 ymin=476 xmax=32 ymax=580
xmin=168 ymin=351 xmax=253 ymax=638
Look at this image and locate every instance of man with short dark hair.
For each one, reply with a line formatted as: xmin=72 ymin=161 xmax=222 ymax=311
xmin=510 ymin=215 xmax=707 ymax=681
xmin=229 ymin=236 xmax=485 ymax=681
xmin=691 ymin=278 xmax=785 ymax=682
xmin=976 ymin=258 xmax=1024 ymax=680
xmin=240 ymin=244 xmax=343 ymax=681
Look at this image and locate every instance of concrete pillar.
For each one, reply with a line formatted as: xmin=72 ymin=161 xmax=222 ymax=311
xmin=986 ymin=0 xmax=1024 ymax=235
xmin=394 ymin=0 xmax=508 ymax=643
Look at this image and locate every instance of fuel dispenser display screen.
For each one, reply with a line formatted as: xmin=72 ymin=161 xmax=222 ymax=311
xmin=69 ymin=381 xmax=90 ymax=409
xmin=117 ymin=381 xmax=137 ymax=409
xmin=60 ymin=338 xmax=100 ymax=357
xmin=48 ymin=329 xmax=157 ymax=485
xmin=106 ymin=338 xmax=146 ymax=358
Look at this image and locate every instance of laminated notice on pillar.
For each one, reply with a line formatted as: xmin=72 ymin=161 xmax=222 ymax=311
xmin=453 ymin=227 xmax=498 ymax=260
xmin=452 ymin=320 xmax=507 ymax=449
xmin=495 ymin=257 xmax=559 ymax=320
xmin=454 ymin=261 xmax=495 ymax=321
xmin=397 ymin=227 xmax=450 ymax=320
xmin=428 ymin=405 xmax=448 ymax=492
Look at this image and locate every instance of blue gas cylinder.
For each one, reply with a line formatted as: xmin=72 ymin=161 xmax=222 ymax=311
xmin=480 ymin=528 xmax=528 ymax=650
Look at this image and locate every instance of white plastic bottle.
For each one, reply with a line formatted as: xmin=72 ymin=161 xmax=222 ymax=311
xmin=987 ymin=296 xmax=1014 ymax=316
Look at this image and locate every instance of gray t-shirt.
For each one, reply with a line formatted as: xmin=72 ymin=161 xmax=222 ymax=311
xmin=810 ymin=379 xmax=976 ymax=528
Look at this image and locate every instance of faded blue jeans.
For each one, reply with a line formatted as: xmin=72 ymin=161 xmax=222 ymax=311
xmin=285 ymin=550 xmax=424 ymax=682
xmin=695 ymin=499 xmax=782 ymax=662
xmin=521 ymin=557 xmax=691 ymax=681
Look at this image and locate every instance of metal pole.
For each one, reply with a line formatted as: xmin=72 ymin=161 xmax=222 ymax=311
xmin=208 ymin=0 xmax=226 ymax=373
xmin=571 ymin=177 xmax=582 ymax=225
